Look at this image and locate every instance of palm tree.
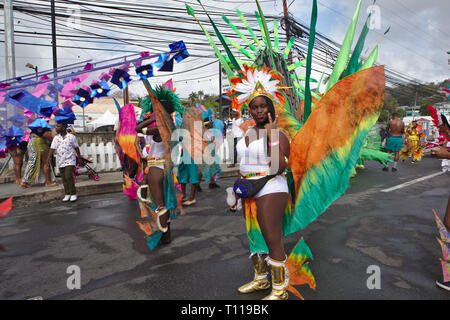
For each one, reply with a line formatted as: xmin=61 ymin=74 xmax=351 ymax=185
xmin=188 ymin=92 xmax=198 ymax=105
xmin=197 ymin=90 xmax=205 ymax=102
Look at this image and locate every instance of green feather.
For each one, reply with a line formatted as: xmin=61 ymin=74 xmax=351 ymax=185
xmin=360 ymin=46 xmax=378 ymax=71
xmin=342 ymin=10 xmax=371 ymax=78
xmin=288 ymin=59 xmax=307 ymax=71
xmin=255 ymin=11 xmax=268 ymax=47
xmin=222 ymin=15 xmax=258 ymax=53
xmin=236 ymin=9 xmax=263 ymax=50
xmin=283 ymin=37 xmax=295 ymax=59
xmin=274 ymin=20 xmax=279 ymax=53
xmin=325 ymin=0 xmax=362 ymax=93
xmin=222 ymin=34 xmax=256 ymax=60
xmin=185 ymin=3 xmax=195 ymax=17
xmin=197 ymin=0 xmax=241 ymax=72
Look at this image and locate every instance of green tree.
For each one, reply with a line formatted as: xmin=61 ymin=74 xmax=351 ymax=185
xmin=378 ymin=109 xmax=389 ymax=123
xmin=419 ymin=105 xmax=430 ymax=116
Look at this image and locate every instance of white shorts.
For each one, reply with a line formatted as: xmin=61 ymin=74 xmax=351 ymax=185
xmin=253 ymin=175 xmax=289 ymax=199
xmin=148 ymin=164 xmax=164 ymax=171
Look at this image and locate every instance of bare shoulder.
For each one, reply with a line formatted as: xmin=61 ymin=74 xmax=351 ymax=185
xmin=279 ymin=129 xmax=289 ymax=143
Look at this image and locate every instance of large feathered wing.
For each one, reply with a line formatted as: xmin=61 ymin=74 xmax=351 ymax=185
xmin=285 ymin=65 xmax=385 ymax=234
xmin=179 ymin=106 xmax=205 ymax=163
xmin=143 ymin=80 xmax=176 ymax=174
xmin=116 ymin=103 xmax=140 ymax=166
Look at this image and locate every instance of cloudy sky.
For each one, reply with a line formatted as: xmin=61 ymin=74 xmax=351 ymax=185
xmin=0 ymin=0 xmax=449 ymax=99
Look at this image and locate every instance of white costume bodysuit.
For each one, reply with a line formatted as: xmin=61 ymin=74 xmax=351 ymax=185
xmin=237 ymin=132 xmax=288 ymax=198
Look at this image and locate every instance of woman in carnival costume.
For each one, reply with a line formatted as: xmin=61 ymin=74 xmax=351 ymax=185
xmin=400 ymin=120 xmax=424 ymax=163
xmin=135 ymin=82 xmax=184 ymax=248
xmin=21 ymin=118 xmax=57 ymax=188
xmin=198 ymin=105 xmax=222 ymax=189
xmin=426 ymin=105 xmax=450 ymax=172
xmin=2 ymin=125 xmax=27 ymax=185
xmin=188 ymin=0 xmax=386 ymax=299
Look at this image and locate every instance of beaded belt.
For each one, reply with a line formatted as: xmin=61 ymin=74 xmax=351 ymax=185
xmin=240 ymin=171 xmax=269 ymax=179
xmin=147 ymin=157 xmax=165 ymax=165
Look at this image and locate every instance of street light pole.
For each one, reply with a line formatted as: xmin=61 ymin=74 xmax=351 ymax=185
xmin=219 ymin=61 xmax=222 ymax=120
xmin=4 ymin=0 xmax=16 ymax=79
xmin=51 ymin=0 xmax=58 ymax=104
xmin=26 ymin=63 xmax=38 ymax=81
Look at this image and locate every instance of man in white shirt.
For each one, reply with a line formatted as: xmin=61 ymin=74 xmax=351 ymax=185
xmin=231 ymin=110 xmax=244 ymax=167
xmin=48 ymin=123 xmax=82 ymax=202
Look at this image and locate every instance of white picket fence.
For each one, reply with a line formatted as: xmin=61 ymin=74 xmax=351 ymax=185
xmin=4 ymin=136 xmax=236 ymax=173
xmin=55 ymin=142 xmax=122 ymax=175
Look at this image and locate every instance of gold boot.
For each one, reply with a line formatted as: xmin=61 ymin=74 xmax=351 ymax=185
xmin=238 ymin=253 xmax=270 ymax=293
xmin=262 ymin=256 xmax=289 ymax=300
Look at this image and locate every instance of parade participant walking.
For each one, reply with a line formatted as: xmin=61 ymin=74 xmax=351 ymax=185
xmin=135 ymin=83 xmax=184 ymax=247
xmin=382 ymin=113 xmax=404 ymax=172
xmin=177 ymin=148 xmax=200 ymax=206
xmin=22 ymin=119 xmax=57 ymax=188
xmin=190 ymin=0 xmax=385 ymax=300
xmin=235 ymin=91 xmax=291 ymax=300
xmin=3 ymin=126 xmax=27 ymax=186
xmin=400 ymin=120 xmax=424 ymax=163
xmin=48 ymin=108 xmax=82 ymax=202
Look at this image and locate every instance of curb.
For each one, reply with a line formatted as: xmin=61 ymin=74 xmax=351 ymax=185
xmin=1 ymin=180 xmax=123 ymax=209
xmin=3 ymin=169 xmax=239 ymax=209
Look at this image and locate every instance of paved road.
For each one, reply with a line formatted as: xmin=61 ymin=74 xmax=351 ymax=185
xmin=0 ymin=156 xmax=448 ymax=300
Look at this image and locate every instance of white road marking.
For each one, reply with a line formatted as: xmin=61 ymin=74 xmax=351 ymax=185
xmin=381 ymin=171 xmax=446 ymax=192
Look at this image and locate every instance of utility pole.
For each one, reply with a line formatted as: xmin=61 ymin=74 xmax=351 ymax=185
xmin=219 ymin=61 xmax=222 ymax=120
xmin=4 ymin=0 xmax=16 ymax=79
xmin=282 ymin=0 xmax=292 ymax=62
xmin=51 ymin=0 xmax=58 ymax=104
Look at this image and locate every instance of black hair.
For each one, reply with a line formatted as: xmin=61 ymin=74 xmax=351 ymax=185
xmin=442 ymin=114 xmax=450 ymax=128
xmin=392 ymin=112 xmax=399 ymax=118
xmin=161 ymin=100 xmax=175 ymax=114
xmin=249 ymin=95 xmax=276 ymax=123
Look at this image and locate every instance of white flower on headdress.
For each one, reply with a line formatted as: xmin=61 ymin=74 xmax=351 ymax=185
xmin=234 ymin=68 xmax=281 ymax=105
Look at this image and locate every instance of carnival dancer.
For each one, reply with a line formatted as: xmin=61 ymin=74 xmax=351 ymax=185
xmin=382 ymin=113 xmax=404 ymax=172
xmin=427 ymin=105 xmax=450 ymax=172
xmin=3 ymin=125 xmax=27 ymax=185
xmin=21 ymin=118 xmax=57 ymax=188
xmin=135 ymin=83 xmax=184 ymax=248
xmin=189 ymin=0 xmax=386 ymax=299
xmin=400 ymin=120 xmax=424 ymax=163
xmin=177 ymin=147 xmax=200 ymax=206
xmin=235 ymin=90 xmax=291 ymax=300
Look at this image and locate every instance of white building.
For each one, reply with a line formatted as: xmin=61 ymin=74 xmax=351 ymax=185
xmin=433 ymin=101 xmax=450 ymax=117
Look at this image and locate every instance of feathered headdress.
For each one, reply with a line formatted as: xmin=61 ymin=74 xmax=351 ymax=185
xmin=228 ymin=65 xmax=288 ymax=111
xmin=427 ymin=105 xmax=442 ymax=127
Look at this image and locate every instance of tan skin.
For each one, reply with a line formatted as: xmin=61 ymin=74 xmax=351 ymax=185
xmin=242 ymin=96 xmax=290 ymax=261
xmin=431 ymin=136 xmax=450 ymax=231
xmin=135 ymin=118 xmax=170 ymax=229
xmin=7 ymin=145 xmax=24 ymax=185
xmin=386 ymin=115 xmax=405 ymax=162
